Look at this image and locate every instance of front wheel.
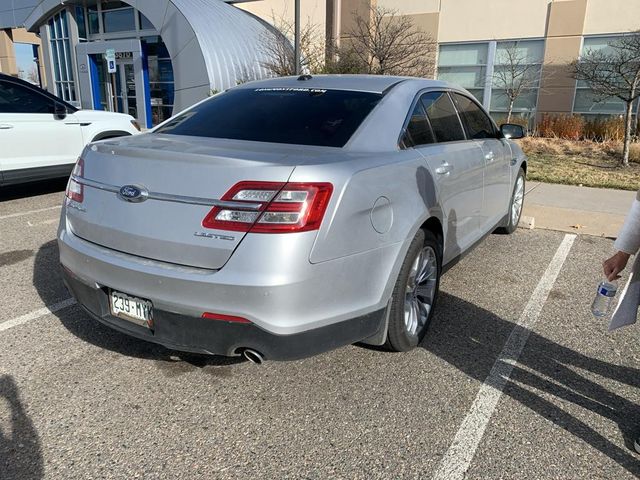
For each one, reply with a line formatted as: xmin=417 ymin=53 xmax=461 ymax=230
xmin=497 ymin=168 xmax=525 ymax=234
xmin=385 ymin=229 xmax=442 ymax=352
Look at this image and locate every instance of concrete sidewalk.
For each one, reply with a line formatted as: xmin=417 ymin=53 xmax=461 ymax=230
xmin=522 ymin=182 xmax=637 ymax=238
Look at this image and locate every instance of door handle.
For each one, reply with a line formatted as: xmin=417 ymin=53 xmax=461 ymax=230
xmin=0 ymin=124 xmax=13 ymax=130
xmin=485 ymin=151 xmax=495 ymax=162
xmin=435 ymin=163 xmax=452 ymax=176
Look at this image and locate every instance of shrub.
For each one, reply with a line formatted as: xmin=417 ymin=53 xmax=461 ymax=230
xmin=493 ymin=115 xmax=530 ymax=130
xmin=536 ymin=114 xmax=585 ymax=140
xmin=628 ymin=143 xmax=640 ymax=163
xmin=583 ymin=116 xmax=626 ymax=142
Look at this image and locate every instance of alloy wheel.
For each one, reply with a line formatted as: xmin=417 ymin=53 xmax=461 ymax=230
xmin=511 ymin=176 xmax=525 ymax=226
xmin=404 ymin=246 xmax=438 ymax=336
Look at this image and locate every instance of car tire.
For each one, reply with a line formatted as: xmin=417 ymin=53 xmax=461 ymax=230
xmin=497 ymin=168 xmax=526 ymax=235
xmin=384 ymin=228 xmax=442 ymax=352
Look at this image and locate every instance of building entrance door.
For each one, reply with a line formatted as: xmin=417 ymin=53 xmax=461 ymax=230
xmin=79 ymin=40 xmax=151 ymax=127
xmin=115 ymin=59 xmax=137 ymax=119
xmin=88 ymin=49 xmax=146 ymax=125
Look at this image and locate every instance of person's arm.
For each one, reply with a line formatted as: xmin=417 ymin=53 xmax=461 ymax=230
xmin=603 ymin=192 xmax=640 ymax=281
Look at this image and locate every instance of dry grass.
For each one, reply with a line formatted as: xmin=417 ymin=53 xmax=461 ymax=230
xmin=517 ymin=137 xmax=640 ymax=191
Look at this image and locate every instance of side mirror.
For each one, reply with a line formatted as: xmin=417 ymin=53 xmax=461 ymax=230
xmin=500 ymin=123 xmax=526 ymax=140
xmin=53 ymin=103 xmax=67 ymax=120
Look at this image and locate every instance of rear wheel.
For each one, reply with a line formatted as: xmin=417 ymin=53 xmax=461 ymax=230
xmin=497 ymin=168 xmax=525 ymax=234
xmin=385 ymin=229 xmax=442 ymax=352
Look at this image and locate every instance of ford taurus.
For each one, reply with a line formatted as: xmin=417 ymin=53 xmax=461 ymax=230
xmin=58 ymin=75 xmax=527 ymax=363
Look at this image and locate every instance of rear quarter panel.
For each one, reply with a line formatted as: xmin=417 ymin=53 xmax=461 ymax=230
xmin=291 ymin=150 xmax=443 ymax=264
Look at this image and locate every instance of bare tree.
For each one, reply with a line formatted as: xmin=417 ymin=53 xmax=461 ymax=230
xmin=335 ymin=5 xmax=436 ymax=77
xmin=572 ymin=32 xmax=640 ymax=167
xmin=260 ymin=13 xmax=324 ymax=76
xmin=27 ymin=66 xmax=39 ymax=85
xmin=492 ymin=42 xmax=543 ymax=123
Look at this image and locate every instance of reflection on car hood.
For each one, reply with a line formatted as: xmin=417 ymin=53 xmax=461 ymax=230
xmin=73 ymin=109 xmax=134 ymax=122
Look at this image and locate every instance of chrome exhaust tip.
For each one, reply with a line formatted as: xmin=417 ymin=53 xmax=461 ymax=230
xmin=242 ymin=349 xmax=264 ymax=365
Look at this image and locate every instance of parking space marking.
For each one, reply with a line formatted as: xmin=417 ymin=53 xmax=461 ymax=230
xmin=27 ymin=218 xmax=60 ymax=227
xmin=0 ymin=298 xmax=76 ymax=333
xmin=432 ymin=233 xmax=576 ymax=480
xmin=0 ymin=205 xmax=61 ymax=221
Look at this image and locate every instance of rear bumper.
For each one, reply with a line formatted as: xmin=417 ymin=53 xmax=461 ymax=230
xmin=62 ymin=268 xmax=384 ymax=360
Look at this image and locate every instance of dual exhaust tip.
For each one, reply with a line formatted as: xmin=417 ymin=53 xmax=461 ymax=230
xmin=242 ymin=348 xmax=264 ymax=365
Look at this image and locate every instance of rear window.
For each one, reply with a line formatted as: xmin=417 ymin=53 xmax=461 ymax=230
xmin=155 ymin=87 xmax=383 ymax=147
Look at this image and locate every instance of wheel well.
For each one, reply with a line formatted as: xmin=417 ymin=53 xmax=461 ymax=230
xmin=520 ymin=161 xmax=527 ymax=175
xmin=91 ymin=131 xmax=132 ymax=142
xmin=420 ymin=217 xmax=443 ymax=246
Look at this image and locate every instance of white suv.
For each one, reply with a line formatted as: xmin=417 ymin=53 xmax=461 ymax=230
xmin=0 ymin=73 xmax=140 ymax=186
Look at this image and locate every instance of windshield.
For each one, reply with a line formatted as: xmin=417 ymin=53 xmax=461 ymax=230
xmin=155 ymin=87 xmax=383 ymax=147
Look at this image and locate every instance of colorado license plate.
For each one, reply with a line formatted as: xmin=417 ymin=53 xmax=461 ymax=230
xmin=109 ymin=290 xmax=153 ymax=327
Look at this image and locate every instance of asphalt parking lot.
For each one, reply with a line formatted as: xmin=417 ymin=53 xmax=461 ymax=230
xmin=1 ymin=181 xmax=639 ymax=480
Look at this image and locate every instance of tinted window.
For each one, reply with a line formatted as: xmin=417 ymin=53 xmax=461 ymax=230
xmin=420 ymin=92 xmax=466 ymax=142
xmin=156 ymin=88 xmax=383 ymax=148
xmin=451 ymin=93 xmax=496 ymax=139
xmin=0 ymin=80 xmax=55 ymax=114
xmin=402 ymin=101 xmax=435 ymax=148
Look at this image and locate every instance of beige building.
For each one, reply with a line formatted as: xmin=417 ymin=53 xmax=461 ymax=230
xmin=1 ymin=0 xmax=638 ymax=124
xmin=240 ymin=0 xmax=640 ymax=123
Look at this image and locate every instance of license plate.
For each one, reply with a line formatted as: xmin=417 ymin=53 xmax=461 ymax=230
xmin=109 ymin=290 xmax=153 ymax=328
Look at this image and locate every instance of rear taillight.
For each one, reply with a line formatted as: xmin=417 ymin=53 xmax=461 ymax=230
xmin=202 ymin=181 xmax=333 ymax=234
xmin=65 ymin=158 xmax=84 ymax=203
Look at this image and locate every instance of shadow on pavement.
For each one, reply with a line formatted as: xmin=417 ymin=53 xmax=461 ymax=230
xmin=0 ymin=178 xmax=67 ymax=202
xmin=32 ymin=240 xmax=244 ymax=370
xmin=424 ymin=292 xmax=640 ymax=477
xmin=0 ymin=376 xmax=44 ymax=480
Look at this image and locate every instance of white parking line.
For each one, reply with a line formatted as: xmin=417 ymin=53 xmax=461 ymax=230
xmin=0 ymin=298 xmax=76 ymax=333
xmin=432 ymin=233 xmax=576 ymax=480
xmin=27 ymin=218 xmax=60 ymax=227
xmin=0 ymin=205 xmax=61 ymax=221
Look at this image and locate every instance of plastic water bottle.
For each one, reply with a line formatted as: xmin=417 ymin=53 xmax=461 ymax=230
xmin=591 ymin=281 xmax=617 ymax=318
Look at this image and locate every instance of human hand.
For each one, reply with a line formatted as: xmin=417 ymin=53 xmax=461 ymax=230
xmin=603 ymin=251 xmax=631 ymax=281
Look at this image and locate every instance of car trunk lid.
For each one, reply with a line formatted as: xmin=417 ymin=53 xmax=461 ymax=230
xmin=65 ymin=134 xmax=304 ymax=269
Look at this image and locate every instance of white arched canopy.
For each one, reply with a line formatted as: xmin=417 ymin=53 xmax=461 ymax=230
xmin=25 ymin=0 xmax=276 ymax=110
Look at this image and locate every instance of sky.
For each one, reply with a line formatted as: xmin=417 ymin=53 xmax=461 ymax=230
xmin=14 ymin=42 xmax=38 ymax=83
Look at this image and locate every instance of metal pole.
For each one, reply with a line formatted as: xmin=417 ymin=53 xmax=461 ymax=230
xmin=294 ymin=0 xmax=301 ymax=75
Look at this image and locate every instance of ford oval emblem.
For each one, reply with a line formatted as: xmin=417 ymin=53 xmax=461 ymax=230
xmin=118 ymin=185 xmax=148 ymax=203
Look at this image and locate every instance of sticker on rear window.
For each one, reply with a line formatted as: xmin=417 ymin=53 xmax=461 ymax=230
xmin=254 ymin=87 xmax=327 ymax=94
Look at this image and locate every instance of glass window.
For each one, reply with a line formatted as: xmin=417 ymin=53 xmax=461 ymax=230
xmin=403 ymin=101 xmax=435 ymax=148
xmin=573 ymin=90 xmax=633 ymax=114
xmin=88 ymin=6 xmax=100 ymax=34
xmin=437 ymin=66 xmax=486 ymax=90
xmin=139 ymin=13 xmax=154 ymax=30
xmin=452 ymin=93 xmax=496 ymax=139
xmin=420 ymin=92 xmax=466 ymax=143
xmin=156 ymin=89 xmax=383 ymax=148
xmin=48 ymin=10 xmax=76 ymax=104
xmin=143 ymin=37 xmax=175 ymax=125
xmin=490 ymin=88 xmax=539 ymax=111
xmin=0 ymin=80 xmax=55 ymax=114
xmin=75 ymin=6 xmax=87 ymax=40
xmin=101 ymin=1 xmax=130 ymax=10
xmin=573 ymin=35 xmax=638 ymax=116
xmin=437 ymin=43 xmax=489 ymax=104
xmin=439 ymin=43 xmax=488 ymax=66
xmin=103 ymin=8 xmax=136 ymax=33
xmin=496 ymin=40 xmax=544 ymax=65
xmin=582 ymin=36 xmax=619 ymax=56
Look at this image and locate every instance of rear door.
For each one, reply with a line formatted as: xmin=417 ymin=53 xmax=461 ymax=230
xmin=451 ymin=92 xmax=511 ymax=230
xmin=405 ymin=91 xmax=485 ymax=261
xmin=0 ymin=79 xmax=83 ymax=182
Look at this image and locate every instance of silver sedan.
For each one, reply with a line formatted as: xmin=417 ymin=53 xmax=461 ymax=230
xmin=58 ymin=75 xmax=527 ymax=362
